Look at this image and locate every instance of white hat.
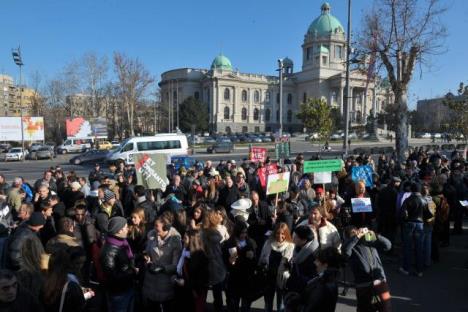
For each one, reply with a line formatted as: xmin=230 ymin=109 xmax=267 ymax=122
xmin=209 ymin=168 xmax=220 ymax=177
xmin=231 ymin=198 xmax=252 ymax=211
xmin=70 ymin=181 xmax=81 ymax=191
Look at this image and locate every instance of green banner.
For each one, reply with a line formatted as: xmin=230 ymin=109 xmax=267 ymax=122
xmin=303 ymin=159 xmax=343 ymax=173
xmin=134 ymin=153 xmax=169 ymax=190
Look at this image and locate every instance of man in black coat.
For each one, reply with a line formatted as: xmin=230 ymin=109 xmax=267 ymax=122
xmin=218 ymin=176 xmax=240 ymax=214
xmin=377 ymin=177 xmax=401 ymax=246
xmin=0 ymin=269 xmax=43 ymax=311
xmin=247 ymin=191 xmax=272 ymax=257
xmin=100 ymin=217 xmax=137 ymax=312
xmin=6 ymin=212 xmax=45 ymax=270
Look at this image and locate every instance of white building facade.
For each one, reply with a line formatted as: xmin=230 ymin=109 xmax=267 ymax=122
xmin=159 ymin=3 xmax=391 ymax=134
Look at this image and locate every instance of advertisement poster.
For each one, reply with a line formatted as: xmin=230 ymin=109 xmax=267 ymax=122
xmin=66 ymin=117 xmax=108 ymax=139
xmin=0 ymin=117 xmax=44 ymax=141
xmin=266 ymin=172 xmax=291 ymax=195
xmin=134 ymin=153 xmax=169 ymax=190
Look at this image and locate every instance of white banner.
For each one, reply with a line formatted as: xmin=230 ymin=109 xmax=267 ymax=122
xmin=351 ymin=197 xmax=373 ymax=213
xmin=313 ymin=172 xmax=332 ymax=184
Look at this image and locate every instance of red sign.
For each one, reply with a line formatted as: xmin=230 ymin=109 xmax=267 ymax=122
xmin=249 ymin=147 xmax=267 ymax=163
xmin=258 ymin=163 xmax=278 ymax=188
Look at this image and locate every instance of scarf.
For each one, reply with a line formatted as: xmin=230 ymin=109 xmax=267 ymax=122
xmin=106 ymin=235 xmax=134 ymax=259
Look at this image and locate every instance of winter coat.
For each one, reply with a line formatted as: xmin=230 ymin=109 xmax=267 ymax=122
xmin=7 ymin=188 xmax=23 ymax=214
xmin=95 ymin=203 xmax=124 ymax=234
xmin=100 ymin=236 xmax=136 ymax=294
xmin=218 ymin=185 xmax=240 ymax=213
xmin=284 ymin=240 xmax=318 ymax=293
xmin=183 ymin=250 xmax=210 ymax=295
xmin=143 ymin=227 xmax=182 ymax=302
xmin=341 ymin=234 xmax=391 ymax=284
xmin=0 ymin=285 xmax=43 ymax=312
xmin=45 ymin=232 xmax=81 ymax=255
xmin=6 ymin=223 xmax=38 ymax=270
xmin=301 ymin=269 xmax=339 ymax=312
xmin=202 ymin=228 xmax=227 ymax=285
xmin=41 ymin=277 xmax=85 ymax=312
xmin=222 ymin=236 xmax=257 ymax=296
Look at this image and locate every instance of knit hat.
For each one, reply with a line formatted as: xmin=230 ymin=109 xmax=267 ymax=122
xmin=107 ymin=216 xmax=127 ymax=235
xmin=103 ymin=189 xmax=116 ymax=202
xmin=27 ymin=212 xmax=46 ymax=227
xmin=91 ymin=181 xmax=101 ymax=191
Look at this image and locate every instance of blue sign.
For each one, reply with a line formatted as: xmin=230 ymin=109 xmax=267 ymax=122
xmin=351 ymin=165 xmax=373 ymax=187
xmin=171 ymin=156 xmax=203 ymax=171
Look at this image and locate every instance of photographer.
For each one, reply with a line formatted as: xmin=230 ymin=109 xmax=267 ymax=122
xmin=342 ymin=226 xmax=392 ymax=312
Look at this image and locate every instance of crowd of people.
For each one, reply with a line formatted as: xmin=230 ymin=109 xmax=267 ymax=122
xmin=0 ymin=146 xmax=465 ymax=312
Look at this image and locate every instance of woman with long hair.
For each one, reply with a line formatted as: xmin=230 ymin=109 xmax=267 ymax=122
xmin=258 ymin=222 xmax=295 ymax=312
xmin=188 ymin=203 xmax=206 ymax=231
xmin=128 ymin=208 xmax=147 ymax=256
xmin=42 ymin=249 xmax=93 ymax=312
xmin=17 ymin=236 xmax=48 ymax=298
xmin=202 ymin=210 xmax=228 ymax=312
xmin=175 ymin=229 xmax=210 ymax=312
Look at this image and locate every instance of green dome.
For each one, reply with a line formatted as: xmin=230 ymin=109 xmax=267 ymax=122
xmin=211 ymin=54 xmax=233 ymax=71
xmin=307 ymin=3 xmax=344 ymax=37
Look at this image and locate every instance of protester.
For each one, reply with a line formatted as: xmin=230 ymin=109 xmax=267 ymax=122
xmin=16 ymin=236 xmax=48 ymax=298
xmin=0 ymin=269 xmax=42 ymax=311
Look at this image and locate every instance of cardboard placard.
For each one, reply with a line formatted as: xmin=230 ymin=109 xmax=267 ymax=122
xmin=266 ymin=172 xmax=291 ymax=195
xmin=351 ymin=197 xmax=372 ymax=213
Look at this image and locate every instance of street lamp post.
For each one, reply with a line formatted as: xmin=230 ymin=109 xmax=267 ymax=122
xmin=277 ymin=59 xmax=284 ymax=138
xmin=343 ymin=0 xmax=352 ymax=155
xmin=12 ymin=47 xmax=25 ymax=161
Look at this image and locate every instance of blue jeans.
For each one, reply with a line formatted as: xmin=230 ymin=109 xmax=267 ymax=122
xmin=423 ymin=224 xmax=433 ymax=267
xmin=107 ymin=289 xmax=135 ymax=312
xmin=402 ymin=222 xmax=424 ymax=273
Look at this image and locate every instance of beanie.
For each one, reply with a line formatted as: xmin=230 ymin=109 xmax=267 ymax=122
xmin=107 ymin=216 xmax=127 ymax=235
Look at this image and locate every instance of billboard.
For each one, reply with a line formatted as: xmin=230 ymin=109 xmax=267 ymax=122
xmin=66 ymin=117 xmax=107 ymax=139
xmin=0 ymin=117 xmax=44 ymax=141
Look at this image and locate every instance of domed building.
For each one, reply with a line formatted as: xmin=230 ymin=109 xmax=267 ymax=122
xmin=159 ymin=3 xmax=392 ymax=133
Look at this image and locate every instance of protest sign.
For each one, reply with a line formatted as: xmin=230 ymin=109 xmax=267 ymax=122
xmin=249 ymin=147 xmax=267 ymax=163
xmin=266 ymin=172 xmax=291 ymax=195
xmin=134 ymin=153 xmax=169 ymax=190
xmin=351 ymin=165 xmax=374 ymax=187
xmin=258 ymin=163 xmax=278 ymax=188
xmin=313 ymin=172 xmax=332 ymax=184
xmin=171 ymin=156 xmax=197 ymax=171
xmin=351 ymin=197 xmax=373 ymax=213
xmin=303 ymin=159 xmax=343 ymax=173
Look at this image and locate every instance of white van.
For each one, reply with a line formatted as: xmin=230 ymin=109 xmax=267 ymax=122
xmin=58 ymin=138 xmax=93 ymax=154
xmin=107 ymin=134 xmax=189 ymax=165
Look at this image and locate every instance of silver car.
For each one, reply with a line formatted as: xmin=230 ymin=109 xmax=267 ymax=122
xmin=33 ymin=147 xmax=54 ymax=160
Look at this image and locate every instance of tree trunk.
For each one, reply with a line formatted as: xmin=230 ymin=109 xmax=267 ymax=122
xmin=395 ymin=89 xmax=408 ymax=164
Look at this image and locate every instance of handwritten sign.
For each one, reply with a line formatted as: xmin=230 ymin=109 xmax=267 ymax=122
xmin=313 ymin=172 xmax=332 ymax=184
xmin=258 ymin=163 xmax=278 ymax=188
xmin=249 ymin=147 xmax=267 ymax=163
xmin=266 ymin=172 xmax=291 ymax=195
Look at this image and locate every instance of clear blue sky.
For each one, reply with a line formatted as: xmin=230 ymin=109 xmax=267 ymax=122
xmin=0 ymin=0 xmax=466 ymax=108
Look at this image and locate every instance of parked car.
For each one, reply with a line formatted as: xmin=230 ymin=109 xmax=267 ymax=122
xmin=31 ymin=147 xmax=54 ymax=160
xmin=305 ymin=133 xmax=319 ymax=141
xmin=0 ymin=144 xmax=11 ymax=153
xmin=206 ymin=141 xmax=234 ymax=153
xmin=29 ymin=143 xmax=43 ymax=152
xmin=97 ymin=141 xmax=113 ymax=150
xmin=330 ymin=133 xmax=343 ymax=140
xmin=203 ymin=137 xmax=216 ymax=144
xmin=260 ymin=135 xmax=272 ymax=143
xmin=111 ymin=140 xmax=121 ymax=147
xmin=69 ymin=149 xmax=109 ymax=165
xmin=5 ymin=148 xmax=27 ymax=161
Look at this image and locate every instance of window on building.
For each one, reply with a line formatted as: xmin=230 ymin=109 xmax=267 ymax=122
xmin=331 ymin=91 xmax=337 ymax=104
xmin=335 ymin=45 xmax=343 ymax=59
xmin=276 ymin=93 xmax=280 ymax=104
xmin=225 ymin=126 xmax=232 ymax=134
xmin=306 ymin=47 xmax=311 ymax=60
xmin=265 ymin=109 xmax=271 ymax=121
xmin=224 ymin=106 xmax=230 ymax=119
xmin=254 ymin=126 xmax=260 ymax=133
xmin=241 ymin=107 xmax=248 ymax=120
xmin=287 ymin=110 xmax=292 ymax=122
xmin=224 ymin=88 xmax=230 ymax=100
xmin=194 ymin=91 xmax=200 ymax=100
xmin=253 ymin=108 xmax=259 ymax=121
xmin=303 ymin=92 xmax=307 ymax=103
xmin=242 ymin=90 xmax=247 ymax=102
xmin=206 ymin=90 xmax=210 ymax=103
xmin=173 ymin=91 xmax=177 ymax=105
xmin=265 ymin=91 xmax=270 ymax=103
xmin=287 ymin=93 xmax=292 ymax=105
xmin=254 ymin=90 xmax=260 ymax=103
xmin=242 ymin=126 xmax=248 ymax=133
xmin=322 ymin=56 xmax=327 ymax=66
xmin=276 ymin=109 xmax=280 ymax=122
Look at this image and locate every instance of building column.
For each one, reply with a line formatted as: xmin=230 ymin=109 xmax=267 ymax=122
xmin=339 ymin=86 xmax=344 ymax=115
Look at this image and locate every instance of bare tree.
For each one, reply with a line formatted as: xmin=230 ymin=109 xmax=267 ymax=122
xmin=82 ymin=52 xmax=108 ymax=117
xmin=43 ymin=78 xmax=67 ymax=142
xmin=113 ymin=52 xmax=154 ymax=137
xmin=360 ymin=0 xmax=447 ymax=163
xmin=29 ymin=70 xmax=45 ymax=116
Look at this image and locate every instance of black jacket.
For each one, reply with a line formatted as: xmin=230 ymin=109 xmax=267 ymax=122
xmin=341 ymin=234 xmax=391 ymax=284
xmin=100 ymin=236 xmax=135 ymax=294
xmin=6 ymin=224 xmax=39 ymax=270
xmin=302 ymin=269 xmax=339 ymax=312
xmin=218 ymin=185 xmax=240 ymax=213
xmin=401 ymin=193 xmax=429 ymax=223
xmin=247 ymin=201 xmax=272 ymax=243
xmin=286 ymin=240 xmax=318 ymax=293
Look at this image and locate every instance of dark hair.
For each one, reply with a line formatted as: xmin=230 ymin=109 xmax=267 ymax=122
xmin=294 ymin=225 xmax=314 ymax=242
xmin=410 ymin=182 xmax=421 ymax=193
xmin=0 ymin=269 xmax=16 ymax=281
xmin=134 ymin=185 xmax=146 ymax=197
xmin=315 ymin=247 xmax=342 ymax=269
xmin=233 ymin=219 xmax=248 ymax=238
xmin=49 ymin=194 xmax=60 ymax=202
xmin=58 ymin=217 xmax=74 ymax=233
xmin=43 ymin=249 xmax=72 ymax=305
